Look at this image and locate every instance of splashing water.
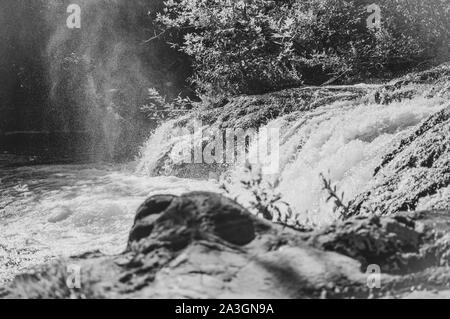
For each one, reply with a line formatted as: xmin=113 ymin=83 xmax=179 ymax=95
xmin=0 ymin=164 xmax=218 ymax=283
xmin=136 ymin=94 xmax=448 ymax=225
xmin=136 ymin=120 xmax=178 ymax=175
xmin=1 ymin=86 xmax=446 ymax=284
xmin=274 ymin=96 xmax=447 ymax=224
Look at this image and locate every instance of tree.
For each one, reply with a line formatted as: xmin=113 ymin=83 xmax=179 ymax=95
xmin=158 ymin=0 xmax=450 ymax=96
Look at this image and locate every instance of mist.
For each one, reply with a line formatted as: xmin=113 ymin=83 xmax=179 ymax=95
xmin=0 ymin=0 xmax=191 ymax=161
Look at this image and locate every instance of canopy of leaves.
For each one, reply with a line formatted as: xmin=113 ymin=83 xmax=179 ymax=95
xmin=158 ymin=0 xmax=450 ymax=96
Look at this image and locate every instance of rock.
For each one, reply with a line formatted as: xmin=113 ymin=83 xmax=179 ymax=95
xmin=348 ymin=65 xmax=450 ymax=216
xmin=128 ymin=192 xmax=257 ymax=250
xmin=374 ymin=63 xmax=450 ymax=104
xmin=348 ymin=105 xmax=450 ymax=215
xmin=310 ymin=212 xmax=450 ymax=274
xmin=2 ymin=192 xmax=367 ymax=299
xmin=3 ymin=193 xmax=450 ymax=299
xmin=128 ymin=194 xmax=177 ymax=244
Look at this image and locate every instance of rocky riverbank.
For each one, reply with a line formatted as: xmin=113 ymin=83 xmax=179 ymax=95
xmin=2 ymin=192 xmax=450 ymax=299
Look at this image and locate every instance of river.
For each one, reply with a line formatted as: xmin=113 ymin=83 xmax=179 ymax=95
xmin=0 ymin=163 xmax=217 ymax=283
xmin=1 ymin=85 xmax=447 ymax=285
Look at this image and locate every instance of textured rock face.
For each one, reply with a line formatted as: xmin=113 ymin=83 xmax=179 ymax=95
xmin=310 ymin=212 xmax=450 ymax=274
xmin=346 ymin=64 xmax=450 ymax=216
xmin=3 ymin=192 xmax=450 ymax=299
xmin=180 ymin=85 xmax=372 ymax=130
xmin=374 ymin=63 xmax=450 ymax=105
xmin=128 ymin=192 xmax=256 ymax=249
xmin=121 ymin=192 xmax=365 ymax=298
xmin=349 ymin=106 xmax=450 ymax=215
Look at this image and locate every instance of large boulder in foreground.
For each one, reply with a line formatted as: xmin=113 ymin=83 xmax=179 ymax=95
xmin=128 ymin=192 xmax=256 ymax=249
xmin=3 ymin=192 xmax=450 ymax=299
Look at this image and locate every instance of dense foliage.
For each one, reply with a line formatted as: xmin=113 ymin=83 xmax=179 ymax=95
xmin=158 ymin=0 xmax=450 ymax=96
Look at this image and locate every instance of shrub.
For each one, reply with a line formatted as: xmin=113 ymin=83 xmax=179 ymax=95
xmin=220 ymin=163 xmax=311 ymax=230
xmin=320 ymin=173 xmax=352 ymax=220
xmin=158 ymin=0 xmax=450 ymax=96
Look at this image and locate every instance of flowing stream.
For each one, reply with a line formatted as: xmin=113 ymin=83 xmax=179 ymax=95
xmin=1 ymin=87 xmax=447 ymax=284
xmin=137 ymin=93 xmax=448 ymax=225
xmin=0 ymin=164 xmax=217 ymax=283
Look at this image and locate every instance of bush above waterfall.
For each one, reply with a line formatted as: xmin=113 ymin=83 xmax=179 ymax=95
xmin=158 ymin=0 xmax=450 ymax=96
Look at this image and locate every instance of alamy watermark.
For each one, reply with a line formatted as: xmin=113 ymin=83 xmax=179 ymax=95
xmin=366 ymin=4 xmax=382 ymax=31
xmin=167 ymin=120 xmax=280 ymax=175
xmin=66 ymin=264 xmax=81 ymax=289
xmin=65 ymin=3 xmax=381 ymax=31
xmin=366 ymin=264 xmax=381 ymax=289
xmin=66 ymin=4 xmax=81 ymax=29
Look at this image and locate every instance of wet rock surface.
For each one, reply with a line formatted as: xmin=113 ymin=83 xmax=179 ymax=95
xmin=346 ymin=64 xmax=450 ymax=216
xmin=349 ymin=106 xmax=450 ymax=215
xmin=374 ymin=63 xmax=450 ymax=105
xmin=3 ymin=192 xmax=450 ymax=299
xmin=128 ymin=192 xmax=256 ymax=249
xmin=310 ymin=211 xmax=450 ymax=274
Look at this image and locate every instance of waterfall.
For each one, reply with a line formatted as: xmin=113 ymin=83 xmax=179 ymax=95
xmin=271 ymin=96 xmax=446 ymax=224
xmin=136 ymin=119 xmax=178 ymax=175
xmin=136 ymin=87 xmax=448 ymax=224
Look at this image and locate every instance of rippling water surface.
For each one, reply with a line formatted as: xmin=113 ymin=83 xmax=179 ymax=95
xmin=0 ymin=164 xmax=217 ymax=283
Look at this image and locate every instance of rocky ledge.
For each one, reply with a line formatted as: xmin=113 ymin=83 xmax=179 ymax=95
xmin=348 ymin=103 xmax=450 ymax=215
xmin=2 ymin=192 xmax=450 ymax=299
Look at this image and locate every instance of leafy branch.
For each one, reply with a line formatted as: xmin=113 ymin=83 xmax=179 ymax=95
xmin=221 ymin=163 xmax=309 ymax=231
xmin=320 ymin=173 xmax=352 ymax=220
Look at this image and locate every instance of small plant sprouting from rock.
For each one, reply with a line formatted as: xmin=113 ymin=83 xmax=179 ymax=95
xmin=241 ymin=166 xmax=286 ymax=222
xmin=320 ymin=173 xmax=382 ymax=218
xmin=220 ymin=163 xmax=308 ymax=230
xmin=320 ymin=173 xmax=352 ymax=220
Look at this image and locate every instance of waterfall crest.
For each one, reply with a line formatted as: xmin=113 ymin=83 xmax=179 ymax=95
xmin=136 ymin=69 xmax=450 ymax=223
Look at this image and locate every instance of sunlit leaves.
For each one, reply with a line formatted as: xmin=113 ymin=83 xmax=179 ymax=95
xmin=158 ymin=0 xmax=449 ymax=96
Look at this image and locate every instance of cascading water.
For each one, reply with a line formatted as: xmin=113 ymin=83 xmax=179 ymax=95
xmin=272 ymin=96 xmax=447 ymax=224
xmin=135 ymin=89 xmax=448 ymax=225
xmin=136 ymin=119 xmax=178 ymax=175
xmin=0 ymin=0 xmax=197 ymax=284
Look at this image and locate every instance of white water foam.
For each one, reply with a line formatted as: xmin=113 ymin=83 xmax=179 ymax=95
xmin=275 ymin=97 xmax=447 ymax=224
xmin=136 ymin=95 xmax=447 ymax=225
xmin=0 ymin=164 xmax=218 ymax=283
